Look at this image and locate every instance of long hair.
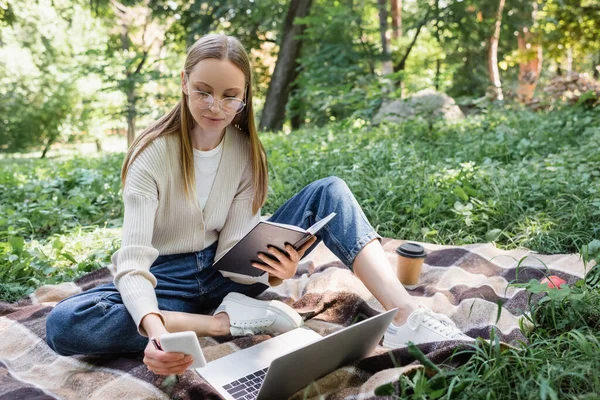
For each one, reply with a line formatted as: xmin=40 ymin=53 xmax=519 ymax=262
xmin=121 ymin=34 xmax=268 ymax=214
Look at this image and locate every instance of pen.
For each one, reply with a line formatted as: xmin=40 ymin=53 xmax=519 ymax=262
xmin=150 ymin=337 xmax=163 ymax=351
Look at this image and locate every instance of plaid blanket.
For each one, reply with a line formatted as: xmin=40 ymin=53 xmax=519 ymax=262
xmin=0 ymin=238 xmax=588 ymax=400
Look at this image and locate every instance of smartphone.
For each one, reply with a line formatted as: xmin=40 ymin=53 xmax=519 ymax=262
xmin=159 ymin=331 xmax=207 ymax=369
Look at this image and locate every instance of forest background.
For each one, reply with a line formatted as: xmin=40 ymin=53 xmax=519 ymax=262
xmin=1 ymin=0 xmax=598 ymax=153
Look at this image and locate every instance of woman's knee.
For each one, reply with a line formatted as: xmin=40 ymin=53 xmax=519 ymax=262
xmin=317 ymin=176 xmax=350 ymax=196
xmin=45 ymin=293 xmax=138 ymax=356
xmin=46 ymin=301 xmax=80 ymax=356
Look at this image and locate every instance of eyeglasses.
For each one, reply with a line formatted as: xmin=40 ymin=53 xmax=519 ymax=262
xmin=188 ymin=90 xmax=246 ymax=115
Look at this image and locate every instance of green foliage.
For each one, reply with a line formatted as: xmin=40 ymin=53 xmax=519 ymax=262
xmin=0 ymin=154 xmax=123 ymax=301
xmin=1 ymin=106 xmax=597 ymax=303
xmin=377 ymin=251 xmax=600 ymax=398
xmin=0 ymin=77 xmax=78 ymax=153
xmin=148 ymin=0 xmax=289 ymax=98
xmin=263 ymin=105 xmax=600 ymax=254
xmin=290 ymin=0 xmax=383 ymax=126
xmin=582 ymin=240 xmax=600 ymax=289
xmin=539 ymin=0 xmax=600 ymax=63
xmin=0 ymin=0 xmax=101 ymax=154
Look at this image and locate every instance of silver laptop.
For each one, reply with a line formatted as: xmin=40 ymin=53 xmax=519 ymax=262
xmin=196 ymin=308 xmax=396 ymax=400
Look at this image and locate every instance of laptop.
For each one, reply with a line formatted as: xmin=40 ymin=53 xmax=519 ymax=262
xmin=196 ymin=308 xmax=396 ymax=400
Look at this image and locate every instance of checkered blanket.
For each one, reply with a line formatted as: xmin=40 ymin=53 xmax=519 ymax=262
xmin=0 ymin=239 xmax=588 ymax=399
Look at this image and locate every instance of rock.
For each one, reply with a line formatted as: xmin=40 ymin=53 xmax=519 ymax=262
xmin=372 ymin=89 xmax=465 ymax=125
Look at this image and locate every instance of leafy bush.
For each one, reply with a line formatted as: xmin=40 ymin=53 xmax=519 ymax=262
xmin=0 ymin=154 xmax=123 ymax=301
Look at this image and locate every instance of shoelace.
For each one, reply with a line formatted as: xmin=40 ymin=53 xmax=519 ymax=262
xmin=407 ymin=307 xmax=462 ymax=338
xmin=232 ymin=318 xmax=273 ymax=335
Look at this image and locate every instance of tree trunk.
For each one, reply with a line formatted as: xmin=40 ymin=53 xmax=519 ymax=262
xmin=516 ymin=3 xmax=542 ymax=103
xmin=259 ymin=0 xmax=313 ymax=132
xmin=434 ymin=0 xmax=441 ymax=90
xmin=390 ymin=0 xmax=401 ymax=39
xmin=487 ymin=0 xmax=505 ymax=101
xmin=566 ymin=47 xmax=573 ymax=76
xmin=40 ymin=136 xmax=55 ymax=159
xmin=378 ymin=0 xmax=393 ymax=75
xmin=290 ymin=65 xmax=305 ymax=129
xmin=393 ymin=6 xmax=430 ymax=96
xmin=516 ymin=29 xmax=542 ymax=103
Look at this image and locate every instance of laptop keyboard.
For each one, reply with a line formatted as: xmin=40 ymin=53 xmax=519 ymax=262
xmin=222 ymin=367 xmax=269 ymax=399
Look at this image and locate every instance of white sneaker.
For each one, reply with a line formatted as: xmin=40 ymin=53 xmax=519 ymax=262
xmin=382 ymin=306 xmax=473 ymax=349
xmin=214 ymin=292 xmax=303 ymax=336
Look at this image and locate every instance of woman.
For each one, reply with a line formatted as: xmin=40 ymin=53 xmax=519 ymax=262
xmin=46 ymin=34 xmax=469 ymax=376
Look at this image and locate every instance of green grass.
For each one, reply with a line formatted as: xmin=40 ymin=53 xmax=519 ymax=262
xmin=263 ymin=105 xmax=600 ymax=254
xmin=1 ymin=104 xmax=598 ymax=303
xmin=0 ymin=155 xmax=123 ymax=301
xmin=1 ymin=104 xmax=599 ymax=398
xmin=375 ymin=273 xmax=600 ymax=399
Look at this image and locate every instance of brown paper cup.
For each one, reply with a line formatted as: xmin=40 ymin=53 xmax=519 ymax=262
xmin=396 ymin=243 xmax=426 ymax=286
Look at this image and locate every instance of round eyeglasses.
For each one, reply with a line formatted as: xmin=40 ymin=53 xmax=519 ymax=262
xmin=188 ymin=90 xmax=246 ymax=115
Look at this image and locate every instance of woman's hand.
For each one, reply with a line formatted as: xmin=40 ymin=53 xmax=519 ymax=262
xmin=143 ymin=337 xmax=194 ymax=376
xmin=252 ymin=236 xmax=318 ymax=281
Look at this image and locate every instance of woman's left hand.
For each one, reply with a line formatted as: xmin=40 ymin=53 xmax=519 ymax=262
xmin=252 ymin=236 xmax=318 ymax=281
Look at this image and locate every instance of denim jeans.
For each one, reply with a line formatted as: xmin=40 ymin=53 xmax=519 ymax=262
xmin=45 ymin=176 xmax=380 ymax=356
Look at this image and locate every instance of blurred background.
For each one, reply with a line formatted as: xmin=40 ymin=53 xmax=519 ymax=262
xmin=0 ymin=0 xmax=598 ymax=156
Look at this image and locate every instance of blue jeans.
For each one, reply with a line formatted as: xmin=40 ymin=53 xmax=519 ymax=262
xmin=45 ymin=176 xmax=380 ymax=356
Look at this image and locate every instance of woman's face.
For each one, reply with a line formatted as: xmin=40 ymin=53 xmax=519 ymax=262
xmin=183 ymin=58 xmax=246 ymax=136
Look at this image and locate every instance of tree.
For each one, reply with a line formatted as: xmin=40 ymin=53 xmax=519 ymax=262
xmin=378 ymin=0 xmax=394 ymax=75
xmin=288 ymin=0 xmax=380 ymax=126
xmin=390 ymin=0 xmax=402 ymax=39
xmin=392 ymin=5 xmax=431 ymax=92
xmin=152 ymin=0 xmax=289 ymax=98
xmin=516 ymin=25 xmax=542 ymax=102
xmin=538 ymin=0 xmax=600 ymax=77
xmin=97 ymin=0 xmax=176 ymax=147
xmin=259 ymin=0 xmax=313 ymax=132
xmin=0 ymin=0 xmax=90 ymax=155
xmin=488 ymin=0 xmax=506 ymax=101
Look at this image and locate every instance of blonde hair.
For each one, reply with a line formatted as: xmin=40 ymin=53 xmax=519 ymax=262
xmin=121 ymin=34 xmax=268 ymax=214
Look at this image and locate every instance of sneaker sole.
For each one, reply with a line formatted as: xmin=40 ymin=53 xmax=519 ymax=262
xmin=381 ymin=339 xmax=407 ymax=349
xmin=382 ymin=336 xmax=474 ymax=349
xmin=223 ymin=292 xmax=303 ymax=330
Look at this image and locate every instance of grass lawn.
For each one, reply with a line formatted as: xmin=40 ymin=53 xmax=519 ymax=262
xmin=1 ymin=104 xmax=599 ymax=398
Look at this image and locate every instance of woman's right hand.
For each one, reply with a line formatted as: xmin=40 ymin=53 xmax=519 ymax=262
xmin=143 ymin=337 xmax=194 ymax=376
xmin=141 ymin=313 xmax=193 ymax=375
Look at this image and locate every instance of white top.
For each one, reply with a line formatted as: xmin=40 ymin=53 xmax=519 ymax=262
xmin=194 ymin=138 xmax=224 ymax=210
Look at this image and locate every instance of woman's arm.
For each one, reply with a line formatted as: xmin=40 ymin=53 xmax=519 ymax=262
xmin=111 ymin=154 xmax=165 ymax=336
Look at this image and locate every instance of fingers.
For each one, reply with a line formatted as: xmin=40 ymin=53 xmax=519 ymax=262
xmin=252 ymin=247 xmax=291 ymax=279
xmin=146 ymin=356 xmax=193 ymax=375
xmin=297 ymin=236 xmax=317 ymax=257
xmin=145 ymin=354 xmax=193 ymax=375
xmin=144 ymin=342 xmax=194 ymax=376
xmin=273 ymin=245 xmax=301 ymax=264
xmin=252 ymin=257 xmax=278 ymax=275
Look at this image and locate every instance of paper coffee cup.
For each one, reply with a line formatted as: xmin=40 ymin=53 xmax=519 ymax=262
xmin=395 ymin=243 xmax=426 ymax=286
